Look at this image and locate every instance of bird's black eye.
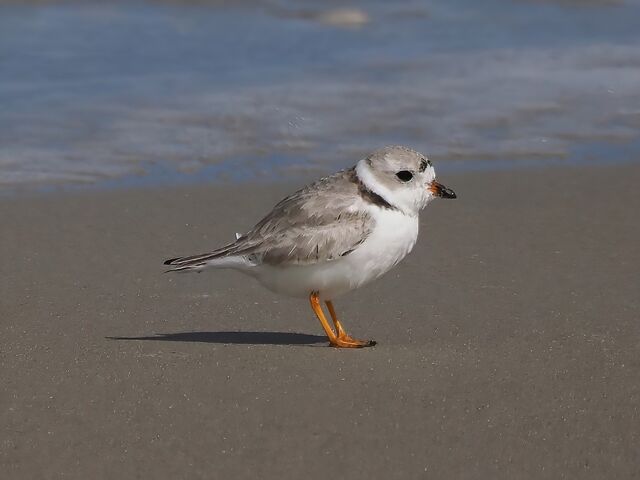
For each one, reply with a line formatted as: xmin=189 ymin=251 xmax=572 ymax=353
xmin=396 ymin=170 xmax=413 ymax=182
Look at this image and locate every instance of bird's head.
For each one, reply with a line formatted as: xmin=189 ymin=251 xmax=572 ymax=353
xmin=355 ymin=145 xmax=456 ymax=215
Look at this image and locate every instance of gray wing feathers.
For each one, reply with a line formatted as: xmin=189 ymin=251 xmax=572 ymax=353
xmin=164 ymin=169 xmax=373 ymax=269
xmin=255 ymin=210 xmax=370 ymax=265
xmin=163 ymin=241 xmax=237 ymax=269
xmin=239 ymin=169 xmax=372 ymax=265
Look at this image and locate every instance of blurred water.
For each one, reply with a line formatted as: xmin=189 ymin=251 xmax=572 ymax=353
xmin=1 ymin=0 xmax=640 ymax=190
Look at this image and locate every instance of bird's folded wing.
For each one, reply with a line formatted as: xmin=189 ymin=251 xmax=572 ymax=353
xmin=165 ymin=169 xmax=374 ymax=269
xmin=245 ymin=210 xmax=371 ymax=266
xmin=236 ymin=173 xmax=374 ymax=266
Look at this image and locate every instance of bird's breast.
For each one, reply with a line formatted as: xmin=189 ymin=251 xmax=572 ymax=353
xmin=347 ymin=208 xmax=419 ymax=282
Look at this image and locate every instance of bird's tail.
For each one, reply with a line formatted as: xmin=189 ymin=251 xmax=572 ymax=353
xmin=163 ymin=242 xmax=238 ymax=273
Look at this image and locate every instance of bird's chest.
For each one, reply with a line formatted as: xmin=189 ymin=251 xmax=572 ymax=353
xmin=348 ymin=209 xmax=419 ymax=281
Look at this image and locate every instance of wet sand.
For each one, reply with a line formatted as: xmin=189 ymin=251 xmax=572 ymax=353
xmin=1 ymin=164 xmax=639 ymax=479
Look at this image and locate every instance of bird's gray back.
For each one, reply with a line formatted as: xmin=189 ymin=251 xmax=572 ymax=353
xmin=237 ymin=168 xmax=374 ymax=266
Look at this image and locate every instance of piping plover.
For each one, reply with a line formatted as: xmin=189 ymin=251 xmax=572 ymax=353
xmin=164 ymin=145 xmax=456 ymax=348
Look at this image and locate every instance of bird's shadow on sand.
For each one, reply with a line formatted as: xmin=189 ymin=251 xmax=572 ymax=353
xmin=107 ymin=331 xmax=327 ymax=346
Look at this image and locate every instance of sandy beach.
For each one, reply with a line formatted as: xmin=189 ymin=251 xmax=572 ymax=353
xmin=1 ymin=164 xmax=639 ymax=478
xmin=2 ymin=0 xmax=639 ymax=477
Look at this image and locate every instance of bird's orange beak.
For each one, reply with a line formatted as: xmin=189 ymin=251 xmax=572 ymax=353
xmin=429 ymin=181 xmax=457 ymax=199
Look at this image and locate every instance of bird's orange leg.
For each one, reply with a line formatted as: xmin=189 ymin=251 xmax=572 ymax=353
xmin=309 ymin=292 xmax=339 ymax=345
xmin=325 ymin=299 xmax=376 ymax=348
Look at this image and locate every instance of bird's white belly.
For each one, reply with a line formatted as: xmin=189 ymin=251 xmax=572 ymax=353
xmin=251 ymin=210 xmax=419 ymax=299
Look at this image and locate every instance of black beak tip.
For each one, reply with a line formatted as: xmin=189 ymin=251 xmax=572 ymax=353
xmin=441 ymin=187 xmax=457 ymax=199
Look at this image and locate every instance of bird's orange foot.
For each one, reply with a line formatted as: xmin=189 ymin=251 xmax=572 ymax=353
xmin=309 ymin=293 xmax=376 ymax=349
xmin=330 ymin=334 xmax=376 ymax=348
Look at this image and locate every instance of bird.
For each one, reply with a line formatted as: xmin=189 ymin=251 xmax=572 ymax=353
xmin=164 ymin=145 xmax=456 ymax=348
